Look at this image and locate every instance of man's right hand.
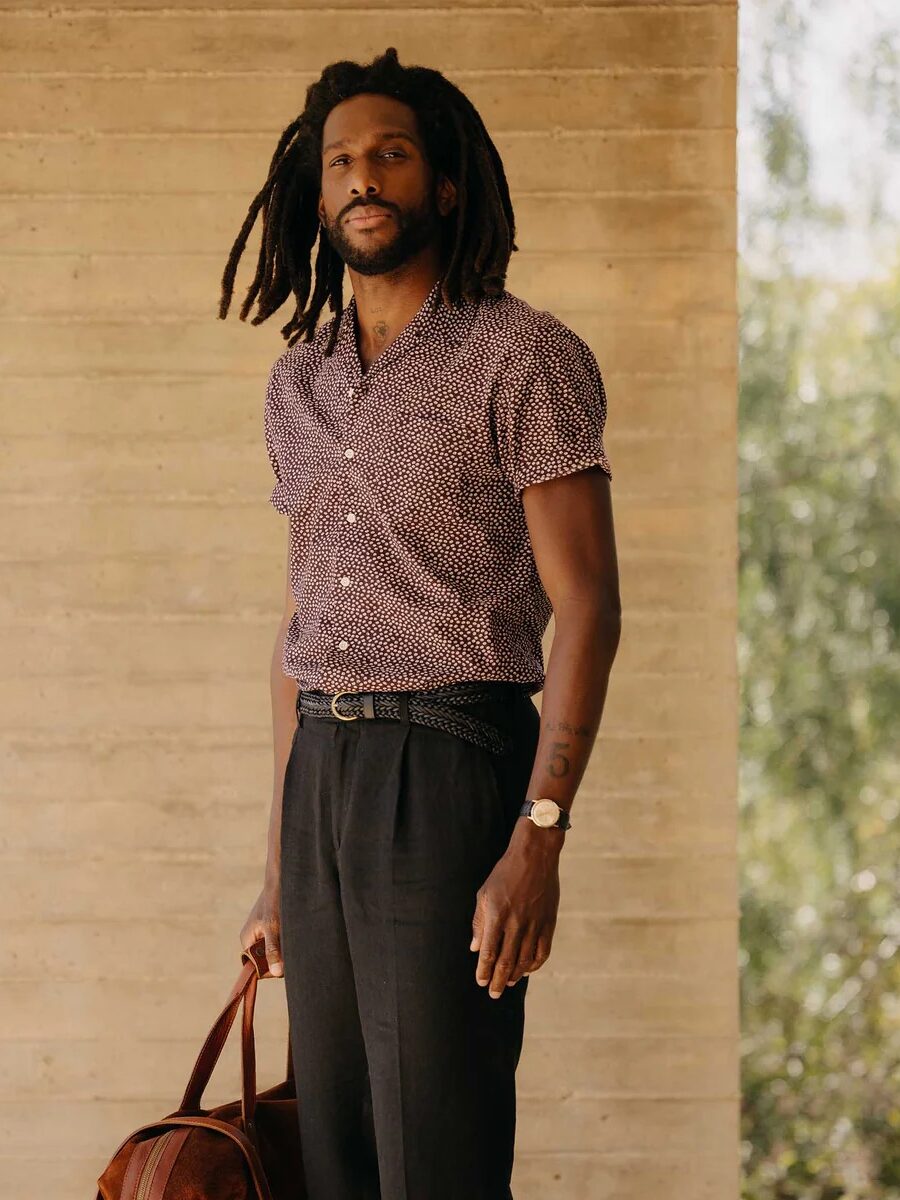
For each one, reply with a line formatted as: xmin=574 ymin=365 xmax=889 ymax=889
xmin=240 ymin=882 xmax=284 ymax=977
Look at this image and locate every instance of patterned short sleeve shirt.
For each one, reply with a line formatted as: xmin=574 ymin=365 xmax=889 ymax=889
xmin=263 ymin=275 xmax=611 ymax=696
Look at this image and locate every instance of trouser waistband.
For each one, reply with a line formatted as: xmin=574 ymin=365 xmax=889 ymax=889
xmin=295 ymin=679 xmax=525 ymax=756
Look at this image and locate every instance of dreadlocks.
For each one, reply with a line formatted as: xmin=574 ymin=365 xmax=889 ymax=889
xmin=217 ymin=46 xmax=518 ymax=353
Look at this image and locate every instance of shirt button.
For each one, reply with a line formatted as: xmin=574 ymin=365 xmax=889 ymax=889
xmin=347 ymin=387 xmax=355 ymax=398
xmin=340 ymin=576 xmax=351 ymax=587
xmin=346 ymin=512 xmax=356 ymax=523
xmin=344 ymin=447 xmax=355 ymax=458
xmin=337 ymin=639 xmax=349 ymax=650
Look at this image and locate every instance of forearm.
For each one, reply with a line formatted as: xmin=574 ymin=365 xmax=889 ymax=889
xmin=509 ymin=597 xmax=621 ymax=857
xmin=264 ymin=619 xmax=300 ymax=887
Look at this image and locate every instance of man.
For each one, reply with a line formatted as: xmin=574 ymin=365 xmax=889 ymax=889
xmin=226 ymin=47 xmax=621 ymax=1200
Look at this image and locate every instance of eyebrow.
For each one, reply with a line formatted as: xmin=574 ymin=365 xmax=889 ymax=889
xmin=322 ymin=130 xmax=418 ymax=156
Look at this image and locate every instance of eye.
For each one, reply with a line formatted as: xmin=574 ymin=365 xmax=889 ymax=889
xmin=328 ymin=150 xmax=406 ymax=167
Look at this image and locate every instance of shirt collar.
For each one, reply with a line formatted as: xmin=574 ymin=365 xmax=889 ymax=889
xmin=330 ymin=275 xmax=473 ymax=380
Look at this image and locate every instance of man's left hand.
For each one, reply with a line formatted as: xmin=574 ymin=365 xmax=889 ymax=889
xmin=470 ymin=818 xmax=562 ymax=997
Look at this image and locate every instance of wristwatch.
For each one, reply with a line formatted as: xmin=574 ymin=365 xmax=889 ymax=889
xmin=519 ymin=797 xmax=572 ymax=831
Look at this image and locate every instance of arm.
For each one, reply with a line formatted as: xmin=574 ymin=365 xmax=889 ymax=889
xmin=264 ymin=538 xmax=301 ymax=890
xmin=240 ymin=535 xmax=299 ymax=976
xmin=513 ymin=466 xmax=621 ymax=846
xmin=471 ymin=467 xmax=621 ymax=996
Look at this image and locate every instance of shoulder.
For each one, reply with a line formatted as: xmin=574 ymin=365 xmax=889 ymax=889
xmin=473 ymin=289 xmax=603 ymax=393
xmin=474 ymin=288 xmax=597 ymax=367
xmin=264 ymin=319 xmax=334 ymax=399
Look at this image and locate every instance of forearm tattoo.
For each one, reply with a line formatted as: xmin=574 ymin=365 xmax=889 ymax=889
xmin=541 ymin=718 xmax=593 ymax=779
xmin=544 ymin=740 xmax=571 ymax=778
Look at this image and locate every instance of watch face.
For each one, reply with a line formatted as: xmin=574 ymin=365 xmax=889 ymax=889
xmin=531 ymin=798 xmax=560 ymax=827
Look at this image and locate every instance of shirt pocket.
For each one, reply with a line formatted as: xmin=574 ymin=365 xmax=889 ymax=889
xmin=381 ymin=399 xmax=494 ymax=482
xmin=383 ymin=403 xmax=454 ymax=428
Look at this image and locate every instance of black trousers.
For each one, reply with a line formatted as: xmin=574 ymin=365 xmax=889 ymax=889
xmin=279 ymin=682 xmax=541 ymax=1200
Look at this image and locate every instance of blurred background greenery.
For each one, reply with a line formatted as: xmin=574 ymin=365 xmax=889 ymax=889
xmin=738 ymin=1 xmax=900 ymax=1196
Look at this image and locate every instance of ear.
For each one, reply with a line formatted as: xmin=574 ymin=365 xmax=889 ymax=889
xmin=436 ymin=174 xmax=458 ymax=218
xmin=318 ymin=194 xmax=326 ymax=225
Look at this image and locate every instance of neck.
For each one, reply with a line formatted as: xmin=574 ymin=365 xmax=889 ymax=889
xmin=347 ymin=257 xmax=443 ymax=370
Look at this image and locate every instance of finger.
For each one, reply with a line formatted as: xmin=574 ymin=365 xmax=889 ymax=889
xmin=240 ymin=929 xmax=264 ymax=960
xmin=475 ymin=909 xmax=503 ymax=988
xmin=242 ymin=930 xmax=267 ymax=971
xmin=524 ymin=935 xmax=552 ymax=975
xmin=489 ymin=926 xmax=522 ymax=998
xmin=470 ymin=891 xmax=485 ymax=952
xmin=265 ymin=931 xmax=283 ymax=977
xmin=506 ymin=929 xmax=539 ymax=985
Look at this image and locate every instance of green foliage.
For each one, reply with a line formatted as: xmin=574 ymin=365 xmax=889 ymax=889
xmin=739 ymin=255 xmax=900 ymax=1197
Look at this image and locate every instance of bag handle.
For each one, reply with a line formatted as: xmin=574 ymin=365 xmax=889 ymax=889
xmin=174 ymin=938 xmax=293 ymax=1127
xmin=241 ymin=939 xmax=294 ymax=1084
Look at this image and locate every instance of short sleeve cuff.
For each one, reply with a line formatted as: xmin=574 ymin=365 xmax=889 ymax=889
xmin=263 ymin=352 xmax=306 ymax=515
xmin=496 ymin=311 xmax=612 ymax=495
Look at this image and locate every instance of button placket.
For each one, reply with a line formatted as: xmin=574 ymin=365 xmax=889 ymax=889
xmin=335 ymin=506 xmax=354 ymax=642
xmin=336 ymin=383 xmax=359 ymax=651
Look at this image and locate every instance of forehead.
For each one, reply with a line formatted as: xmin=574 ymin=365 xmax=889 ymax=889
xmin=321 ymin=93 xmax=421 ymax=154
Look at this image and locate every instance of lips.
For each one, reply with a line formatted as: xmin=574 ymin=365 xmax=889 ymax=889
xmin=346 ymin=207 xmax=393 ymax=225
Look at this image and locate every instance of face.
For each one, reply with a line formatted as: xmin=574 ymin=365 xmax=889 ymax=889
xmin=318 ymin=92 xmax=457 ymax=276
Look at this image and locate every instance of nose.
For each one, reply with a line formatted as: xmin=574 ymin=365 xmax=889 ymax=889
xmin=348 ymin=168 xmax=382 ymax=202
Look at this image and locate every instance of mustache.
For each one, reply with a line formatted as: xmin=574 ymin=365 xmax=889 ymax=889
xmin=341 ymin=200 xmax=395 ymax=219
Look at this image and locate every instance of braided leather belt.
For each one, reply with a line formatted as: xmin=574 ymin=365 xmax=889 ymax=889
xmin=295 ymin=679 xmax=517 ymax=756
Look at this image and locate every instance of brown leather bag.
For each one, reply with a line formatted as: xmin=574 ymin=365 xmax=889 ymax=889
xmin=95 ymin=938 xmax=305 ymax=1200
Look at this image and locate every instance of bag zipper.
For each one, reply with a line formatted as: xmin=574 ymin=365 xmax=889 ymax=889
xmin=135 ymin=1129 xmax=175 ymax=1200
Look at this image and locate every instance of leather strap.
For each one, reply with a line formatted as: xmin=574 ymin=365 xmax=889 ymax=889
xmin=177 ymin=958 xmax=256 ymax=1113
xmin=297 ymin=682 xmax=515 ymax=755
xmin=175 ymin=939 xmax=291 ymax=1153
xmin=240 ymin=971 xmax=258 ymax=1137
xmin=119 ymin=1129 xmax=154 ymax=1199
xmin=147 ymin=1128 xmax=190 ymax=1200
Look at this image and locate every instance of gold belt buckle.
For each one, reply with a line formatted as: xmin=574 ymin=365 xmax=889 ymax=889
xmin=330 ymin=690 xmax=359 ymax=721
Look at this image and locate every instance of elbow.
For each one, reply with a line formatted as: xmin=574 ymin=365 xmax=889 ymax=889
xmin=554 ymin=584 xmax=622 ymax=645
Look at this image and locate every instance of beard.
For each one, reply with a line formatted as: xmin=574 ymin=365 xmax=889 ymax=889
xmin=322 ymin=193 xmax=446 ymax=276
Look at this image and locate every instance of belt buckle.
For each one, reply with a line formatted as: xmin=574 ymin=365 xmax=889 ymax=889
xmin=329 ymin=690 xmax=359 ymax=721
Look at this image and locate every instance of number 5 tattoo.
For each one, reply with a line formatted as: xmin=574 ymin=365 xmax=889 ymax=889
xmin=546 ymin=740 xmax=571 ymax=778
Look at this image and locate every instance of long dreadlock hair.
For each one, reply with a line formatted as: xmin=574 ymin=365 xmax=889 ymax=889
xmin=217 ymin=46 xmax=518 ymax=354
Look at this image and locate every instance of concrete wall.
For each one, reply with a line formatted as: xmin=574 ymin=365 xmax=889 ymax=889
xmin=0 ymin=4 xmax=739 ymax=1197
